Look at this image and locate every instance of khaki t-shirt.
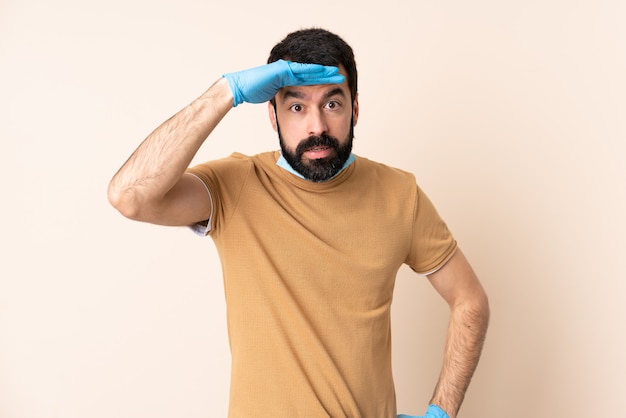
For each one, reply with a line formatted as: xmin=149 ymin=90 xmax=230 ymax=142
xmin=187 ymin=152 xmax=457 ymax=418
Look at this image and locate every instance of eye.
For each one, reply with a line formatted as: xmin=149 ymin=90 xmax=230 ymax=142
xmin=289 ymin=104 xmax=303 ymax=112
xmin=325 ymin=100 xmax=341 ymax=110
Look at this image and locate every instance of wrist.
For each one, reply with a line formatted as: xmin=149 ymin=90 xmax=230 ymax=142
xmin=221 ymin=72 xmax=243 ymax=107
xmin=427 ymin=404 xmax=451 ymax=418
xmin=198 ymin=77 xmax=236 ymax=112
xmin=429 ymin=392 xmax=457 ymax=418
xmin=212 ymin=77 xmax=236 ymax=108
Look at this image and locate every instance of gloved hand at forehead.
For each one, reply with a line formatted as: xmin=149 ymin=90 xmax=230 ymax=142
xmin=222 ymin=59 xmax=345 ymax=107
xmin=398 ymin=404 xmax=450 ymax=418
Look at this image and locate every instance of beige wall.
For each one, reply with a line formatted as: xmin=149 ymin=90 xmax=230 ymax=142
xmin=1 ymin=1 xmax=624 ymax=417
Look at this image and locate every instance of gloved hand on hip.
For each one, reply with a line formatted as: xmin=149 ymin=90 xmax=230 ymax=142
xmin=222 ymin=59 xmax=345 ymax=107
xmin=398 ymin=404 xmax=450 ymax=418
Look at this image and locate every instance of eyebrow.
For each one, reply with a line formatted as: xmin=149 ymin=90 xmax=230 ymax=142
xmin=281 ymin=87 xmax=346 ymax=102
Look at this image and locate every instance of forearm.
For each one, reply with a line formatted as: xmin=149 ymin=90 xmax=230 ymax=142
xmin=107 ymin=77 xmax=232 ymax=218
xmin=430 ymin=296 xmax=489 ymax=418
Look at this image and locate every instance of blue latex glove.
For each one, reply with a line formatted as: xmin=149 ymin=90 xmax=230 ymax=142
xmin=398 ymin=404 xmax=450 ymax=418
xmin=222 ymin=59 xmax=345 ymax=107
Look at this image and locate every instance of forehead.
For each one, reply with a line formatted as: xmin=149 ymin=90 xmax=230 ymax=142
xmin=278 ymin=85 xmax=347 ymax=103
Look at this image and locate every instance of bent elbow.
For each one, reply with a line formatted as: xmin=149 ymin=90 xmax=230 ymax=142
xmin=107 ymin=184 xmax=142 ymax=220
xmin=471 ymin=289 xmax=490 ymax=328
xmin=474 ymin=293 xmax=491 ymax=337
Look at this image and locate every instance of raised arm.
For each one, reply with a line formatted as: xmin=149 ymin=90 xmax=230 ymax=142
xmin=107 ymin=78 xmax=232 ymax=226
xmin=425 ymin=248 xmax=490 ymax=418
xmin=107 ymin=60 xmax=344 ymax=227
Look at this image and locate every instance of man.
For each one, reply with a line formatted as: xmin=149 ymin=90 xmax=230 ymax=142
xmin=108 ymin=28 xmax=489 ymax=418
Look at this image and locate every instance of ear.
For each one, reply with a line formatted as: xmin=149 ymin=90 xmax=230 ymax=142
xmin=352 ymin=93 xmax=359 ymax=127
xmin=268 ymin=102 xmax=278 ymax=131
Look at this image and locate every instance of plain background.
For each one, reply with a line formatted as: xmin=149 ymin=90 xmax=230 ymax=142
xmin=1 ymin=0 xmax=625 ymax=417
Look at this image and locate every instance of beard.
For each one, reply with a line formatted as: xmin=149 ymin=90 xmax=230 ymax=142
xmin=278 ymin=123 xmax=354 ymax=183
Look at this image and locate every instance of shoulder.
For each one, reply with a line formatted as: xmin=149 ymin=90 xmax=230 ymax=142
xmin=188 ymin=151 xmax=276 ymax=176
xmin=353 ymin=155 xmax=416 ymax=185
xmin=341 ymin=156 xmax=420 ymax=206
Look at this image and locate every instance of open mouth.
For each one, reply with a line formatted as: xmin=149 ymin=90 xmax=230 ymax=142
xmin=303 ymin=146 xmax=333 ymax=159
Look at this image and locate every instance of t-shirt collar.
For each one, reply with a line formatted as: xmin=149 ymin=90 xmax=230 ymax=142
xmin=276 ymin=153 xmax=356 ymax=181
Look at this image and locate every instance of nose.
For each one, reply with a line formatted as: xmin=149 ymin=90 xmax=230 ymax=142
xmin=307 ymin=108 xmax=328 ymax=136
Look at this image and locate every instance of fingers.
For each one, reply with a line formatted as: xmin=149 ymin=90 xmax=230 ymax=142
xmin=286 ymin=61 xmax=345 ymax=85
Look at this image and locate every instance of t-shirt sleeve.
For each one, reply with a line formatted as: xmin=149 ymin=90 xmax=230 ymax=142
xmin=185 ymin=172 xmax=214 ymax=236
xmin=185 ymin=153 xmax=252 ymax=236
xmin=404 ymin=185 xmax=458 ymax=275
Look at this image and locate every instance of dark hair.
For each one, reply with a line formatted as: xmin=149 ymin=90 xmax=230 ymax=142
xmin=267 ymin=28 xmax=358 ymax=102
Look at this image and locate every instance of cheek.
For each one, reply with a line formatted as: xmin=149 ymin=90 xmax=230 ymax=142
xmin=276 ymin=115 xmax=304 ymax=139
xmin=330 ymin=117 xmax=353 ymax=139
xmin=277 ymin=124 xmax=301 ymax=151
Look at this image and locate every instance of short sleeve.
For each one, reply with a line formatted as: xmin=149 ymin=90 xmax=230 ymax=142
xmin=185 ymin=153 xmax=253 ymax=236
xmin=404 ymin=185 xmax=458 ymax=275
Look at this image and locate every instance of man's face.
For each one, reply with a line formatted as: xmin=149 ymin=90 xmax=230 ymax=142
xmin=269 ymin=68 xmax=359 ymax=182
